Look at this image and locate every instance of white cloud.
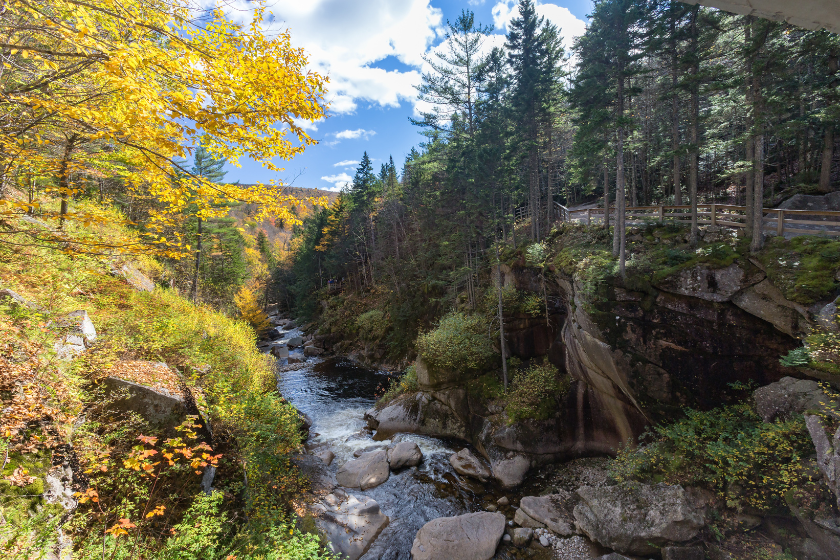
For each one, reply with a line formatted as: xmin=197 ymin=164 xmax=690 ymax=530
xmin=231 ymin=0 xmax=445 ymax=115
xmin=491 ymin=1 xmax=587 ymax=54
xmin=333 ymin=128 xmax=376 ymax=140
xmin=321 ymin=172 xmax=352 ymax=190
xmin=334 ymin=159 xmax=360 ymax=167
xmin=292 ymin=117 xmax=321 ymax=132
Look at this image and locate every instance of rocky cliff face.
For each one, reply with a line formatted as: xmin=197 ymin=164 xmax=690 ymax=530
xmin=368 ymin=258 xmax=812 ymax=487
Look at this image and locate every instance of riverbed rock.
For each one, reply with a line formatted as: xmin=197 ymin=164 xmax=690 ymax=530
xmin=754 ymin=377 xmax=827 ymax=423
xmin=573 ymin=483 xmax=706 ymax=556
xmin=313 ymin=493 xmax=389 ymax=560
xmin=514 ymin=508 xmax=544 ymax=529
xmin=410 ymin=512 xmax=506 ymax=560
xmin=303 ymin=345 xmax=323 ymax=357
xmin=293 ymin=452 xmax=336 ymax=498
xmin=732 ymin=279 xmax=810 ymax=337
xmin=519 ymin=492 xmax=575 ymax=536
xmin=490 ymin=454 xmax=531 ymax=488
xmin=512 ymin=527 xmax=533 ymax=547
xmin=336 ymin=449 xmax=390 ymax=490
xmin=313 ymin=447 xmax=334 ymax=466
xmin=287 ymin=336 xmax=304 ymax=347
xmin=387 ymin=441 xmax=422 ymax=469
xmin=817 ymin=300 xmax=839 ymax=333
xmin=270 ymin=344 xmax=289 ymax=359
xmin=450 ymin=448 xmax=491 ymax=482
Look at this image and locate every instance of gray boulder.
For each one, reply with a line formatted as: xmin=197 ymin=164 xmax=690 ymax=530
xmin=410 ymin=512 xmax=506 ymax=560
xmin=754 ymin=377 xmax=827 ymax=423
xmin=387 ymin=441 xmax=422 ymax=469
xmin=336 ymin=450 xmax=390 ymax=490
xmin=817 ymin=300 xmax=839 ymax=333
xmin=366 ymin=392 xmax=468 ymax=440
xmin=573 ymin=483 xmax=706 ymax=556
xmin=519 ymin=493 xmax=575 ymax=536
xmin=287 ymin=336 xmax=304 ymax=347
xmin=450 ymin=448 xmax=491 ymax=482
xmin=313 ymin=493 xmax=389 ymax=560
xmin=113 ymin=262 xmax=154 ymax=292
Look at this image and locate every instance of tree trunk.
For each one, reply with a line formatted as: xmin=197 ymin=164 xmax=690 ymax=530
xmin=615 ymin=73 xmax=627 ymax=277
xmin=58 ymin=134 xmax=78 ymax=229
xmin=496 ymin=245 xmax=508 ymax=390
xmin=819 ymin=126 xmax=835 ymax=193
xmin=603 ymin=163 xmax=610 ymax=230
xmin=671 ymin=14 xmax=683 ymax=206
xmin=688 ymin=9 xmax=700 ymax=247
xmin=190 ymin=217 xmax=203 ymax=303
xmin=744 ymin=18 xmax=755 ymax=237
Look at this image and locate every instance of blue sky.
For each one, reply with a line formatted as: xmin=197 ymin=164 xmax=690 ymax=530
xmin=222 ymin=0 xmax=594 ymax=191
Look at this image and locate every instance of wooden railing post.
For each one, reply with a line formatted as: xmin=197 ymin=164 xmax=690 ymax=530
xmin=777 ymin=209 xmax=784 ymax=236
xmin=658 ymin=206 xmax=664 ymax=223
xmin=586 ymin=208 xmax=591 ymax=225
xmin=711 ymin=204 xmax=717 ymax=226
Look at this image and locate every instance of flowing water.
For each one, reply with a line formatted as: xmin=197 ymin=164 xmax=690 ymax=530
xmin=272 ymin=328 xmax=577 ymax=560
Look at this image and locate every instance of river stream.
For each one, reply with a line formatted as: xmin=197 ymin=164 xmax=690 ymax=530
xmin=272 ymin=328 xmax=601 ymax=560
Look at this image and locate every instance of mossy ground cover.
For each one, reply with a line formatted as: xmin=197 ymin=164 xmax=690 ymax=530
xmin=0 ymin=214 xmax=330 ymax=558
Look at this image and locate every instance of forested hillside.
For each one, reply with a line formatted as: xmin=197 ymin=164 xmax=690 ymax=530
xmin=287 ymin=0 xmax=839 ymax=356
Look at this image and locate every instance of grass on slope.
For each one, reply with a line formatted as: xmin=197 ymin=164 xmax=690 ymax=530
xmin=0 ymin=206 xmax=329 ymax=559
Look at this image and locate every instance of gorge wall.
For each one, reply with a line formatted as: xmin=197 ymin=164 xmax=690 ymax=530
xmin=367 ymin=257 xmax=813 ymax=487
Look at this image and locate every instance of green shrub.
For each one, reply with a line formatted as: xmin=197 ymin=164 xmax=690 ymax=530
xmin=780 ymin=347 xmax=811 ymax=368
xmin=378 ymin=365 xmax=419 ymax=405
xmin=415 ymin=312 xmax=496 ymax=372
xmin=611 ymin=404 xmax=815 ymax=512
xmin=505 ymin=362 xmax=569 ymax=423
xmin=356 ymin=309 xmax=389 ymax=341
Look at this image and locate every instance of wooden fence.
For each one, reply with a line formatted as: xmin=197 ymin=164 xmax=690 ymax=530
xmin=552 ymin=202 xmax=840 ymax=237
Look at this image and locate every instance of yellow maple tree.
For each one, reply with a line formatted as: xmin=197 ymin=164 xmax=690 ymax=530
xmin=0 ymin=0 xmax=328 ymax=256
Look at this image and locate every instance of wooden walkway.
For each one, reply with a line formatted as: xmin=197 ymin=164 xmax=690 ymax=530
xmin=551 ymin=202 xmax=840 ymax=238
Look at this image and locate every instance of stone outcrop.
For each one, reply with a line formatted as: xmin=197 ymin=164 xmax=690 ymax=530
xmin=111 ymin=261 xmax=154 ymax=292
xmin=312 ymin=491 xmax=389 ymax=560
xmin=336 ymin=450 xmax=390 ymax=490
xmin=410 ymin=512 xmax=506 ymax=560
xmin=387 ymin=441 xmax=422 ymax=469
xmin=573 ymin=483 xmax=706 ymax=556
xmin=654 ymin=263 xmax=764 ymax=303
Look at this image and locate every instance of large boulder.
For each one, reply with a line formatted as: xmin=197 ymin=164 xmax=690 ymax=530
xmin=519 ymin=492 xmax=575 ymax=536
xmin=754 ymin=377 xmax=828 ymax=423
xmin=270 ymin=344 xmax=289 ymax=359
xmin=365 ymin=392 xmax=468 ymax=440
xmin=313 ymin=492 xmax=389 ymax=560
xmin=336 ymin=450 xmax=390 ymax=490
xmin=387 ymin=441 xmax=422 ymax=469
xmin=731 ymin=279 xmax=810 ymax=337
xmin=573 ymin=483 xmax=706 ymax=556
xmin=287 ymin=336 xmax=304 ymax=347
xmin=449 ymin=448 xmax=491 ymax=482
xmin=102 ymin=375 xmax=188 ymax=433
xmin=489 ymin=453 xmax=530 ymax=488
xmin=410 ymin=512 xmax=506 ymax=560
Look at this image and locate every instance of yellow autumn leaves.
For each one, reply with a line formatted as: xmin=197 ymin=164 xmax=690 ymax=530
xmin=0 ymin=0 xmax=328 ymax=254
